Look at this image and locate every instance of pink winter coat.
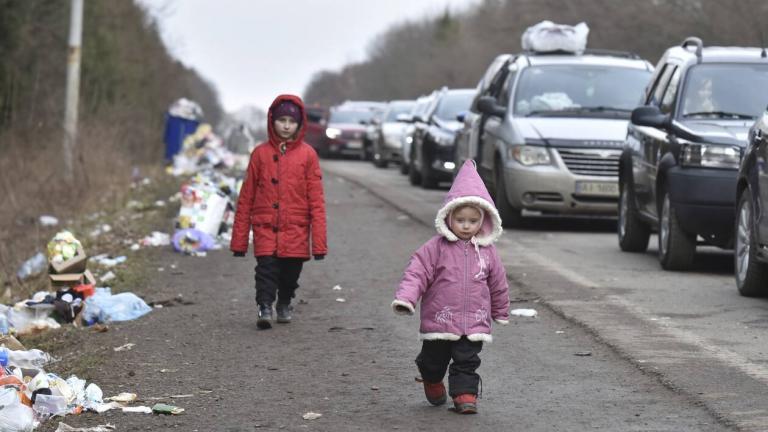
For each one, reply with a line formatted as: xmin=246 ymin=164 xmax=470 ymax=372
xmin=392 ymin=160 xmax=510 ymax=342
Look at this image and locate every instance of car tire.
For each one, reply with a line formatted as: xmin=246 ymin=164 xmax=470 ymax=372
xmin=408 ymin=152 xmax=422 ymax=186
xmin=399 ymin=161 xmax=409 ymax=175
xmin=373 ymin=149 xmax=388 ymax=169
xmin=618 ymin=176 xmax=651 ymax=252
xmin=495 ymin=161 xmax=523 ymax=228
xmin=420 ymin=150 xmax=439 ymax=189
xmin=658 ymin=190 xmax=696 ymax=271
xmin=735 ymin=189 xmax=768 ymax=296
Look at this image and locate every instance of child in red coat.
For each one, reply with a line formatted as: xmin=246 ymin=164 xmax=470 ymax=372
xmin=231 ymin=95 xmax=327 ymax=329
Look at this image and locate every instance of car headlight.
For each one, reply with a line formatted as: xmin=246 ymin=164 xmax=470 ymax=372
xmin=509 ymin=145 xmax=551 ymax=166
xmin=404 ymin=136 xmax=413 ymax=144
xmin=680 ymin=143 xmax=741 ymax=169
xmin=325 ymin=127 xmax=342 ymax=139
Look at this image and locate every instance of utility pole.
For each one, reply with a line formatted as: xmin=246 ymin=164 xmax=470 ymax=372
xmin=63 ymin=0 xmax=83 ymax=182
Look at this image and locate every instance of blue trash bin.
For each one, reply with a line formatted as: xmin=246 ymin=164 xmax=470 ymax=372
xmin=163 ymin=114 xmax=199 ymax=161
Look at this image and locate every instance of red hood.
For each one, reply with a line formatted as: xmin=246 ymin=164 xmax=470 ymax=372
xmin=267 ymin=94 xmax=308 ymax=148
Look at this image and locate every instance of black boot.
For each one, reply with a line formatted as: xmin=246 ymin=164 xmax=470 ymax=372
xmin=276 ymin=303 xmax=293 ymax=324
xmin=257 ymin=304 xmax=273 ymax=329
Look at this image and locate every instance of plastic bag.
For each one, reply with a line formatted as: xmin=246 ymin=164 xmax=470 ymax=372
xmin=172 ymin=229 xmax=215 ymax=254
xmin=32 ymin=393 xmax=68 ymax=417
xmin=7 ymin=349 xmax=52 ymax=369
xmin=521 ymin=21 xmax=589 ymax=54
xmin=16 ymin=253 xmax=47 ymax=281
xmin=0 ymin=387 xmax=36 ymax=431
xmin=84 ymin=288 xmax=151 ymax=323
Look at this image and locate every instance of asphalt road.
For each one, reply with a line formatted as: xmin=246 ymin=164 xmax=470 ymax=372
xmin=323 ymin=159 xmax=768 ymax=432
xmin=45 ymin=159 xmax=740 ymax=431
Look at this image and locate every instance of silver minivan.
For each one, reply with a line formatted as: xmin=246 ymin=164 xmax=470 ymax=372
xmin=457 ymin=50 xmax=653 ymax=226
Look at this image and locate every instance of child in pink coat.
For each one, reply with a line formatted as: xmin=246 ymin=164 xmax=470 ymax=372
xmin=392 ymin=160 xmax=509 ymax=414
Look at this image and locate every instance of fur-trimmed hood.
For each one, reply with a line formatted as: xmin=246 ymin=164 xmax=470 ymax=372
xmin=435 ymin=160 xmax=502 ymax=246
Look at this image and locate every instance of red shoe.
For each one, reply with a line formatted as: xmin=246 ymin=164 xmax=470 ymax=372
xmin=423 ymin=381 xmax=447 ymax=406
xmin=453 ymin=394 xmax=478 ymax=414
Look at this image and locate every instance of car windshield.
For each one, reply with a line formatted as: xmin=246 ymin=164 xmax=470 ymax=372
xmin=384 ymin=103 xmax=415 ymax=122
xmin=681 ymin=64 xmax=768 ymax=120
xmin=514 ymin=65 xmax=651 ymax=117
xmin=329 ymin=109 xmax=374 ymax=124
xmin=434 ymin=91 xmax=474 ymax=121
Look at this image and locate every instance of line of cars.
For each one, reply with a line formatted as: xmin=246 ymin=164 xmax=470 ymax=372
xmin=305 ymin=36 xmax=768 ymax=297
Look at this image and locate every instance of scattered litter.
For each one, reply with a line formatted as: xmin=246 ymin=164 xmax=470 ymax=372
xmin=574 ymin=351 xmax=592 ymax=357
xmin=302 ymin=412 xmax=322 ymax=420
xmin=159 ymin=369 xmax=178 ymax=374
xmin=122 ymin=406 xmax=152 ymax=414
xmin=555 ymin=330 xmax=565 ymax=334
xmin=510 ymin=308 xmax=538 ymax=318
xmin=140 ymin=231 xmax=171 ymax=247
xmin=154 ymin=200 xmax=167 ymax=207
xmin=105 ymin=393 xmax=137 ymax=403
xmin=89 ymin=224 xmax=112 ymax=238
xmin=332 ymin=285 xmax=342 ymax=291
xmin=16 ymin=252 xmax=47 ymax=281
xmin=396 ymin=214 xmax=409 ymax=221
xmin=371 ymin=386 xmax=379 ymax=391
xmin=39 ymin=215 xmax=60 ymax=226
xmin=55 ymin=423 xmax=116 ymax=432
xmin=129 ymin=243 xmax=141 ymax=251
xmin=90 ymin=254 xmax=127 ymax=268
xmin=84 ymin=287 xmax=152 ymax=324
xmin=152 ymin=403 xmax=184 ymax=415
xmin=126 ymin=200 xmax=143 ymax=209
xmin=172 ymin=229 xmax=215 ymax=254
xmin=170 ymin=394 xmax=194 ymax=399
xmin=113 ymin=343 xmax=135 ymax=352
xmin=157 ymin=267 xmax=165 ymax=272
xmin=100 ymin=271 xmax=116 ymax=283
xmin=335 ymin=298 xmax=346 ymax=303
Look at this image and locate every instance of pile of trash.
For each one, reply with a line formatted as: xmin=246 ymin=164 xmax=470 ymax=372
xmin=168 ymin=123 xmax=248 ymax=176
xmin=0 ymin=345 xmax=181 ymax=431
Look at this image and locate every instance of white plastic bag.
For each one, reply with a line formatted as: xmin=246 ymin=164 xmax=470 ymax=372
xmin=0 ymin=387 xmax=36 ymax=431
xmin=521 ymin=21 xmax=589 ymax=54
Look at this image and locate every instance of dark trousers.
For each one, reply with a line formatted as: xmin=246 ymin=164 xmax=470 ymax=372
xmin=254 ymin=256 xmax=304 ymax=306
xmin=415 ymin=336 xmax=483 ymax=397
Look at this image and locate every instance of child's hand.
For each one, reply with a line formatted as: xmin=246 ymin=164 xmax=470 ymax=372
xmin=392 ymin=300 xmax=414 ymax=316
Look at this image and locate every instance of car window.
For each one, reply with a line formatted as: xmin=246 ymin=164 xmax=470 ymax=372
xmin=434 ymin=91 xmax=474 ymax=121
xmin=513 ymin=65 xmax=651 ymax=117
xmin=384 ymin=103 xmax=415 ymax=122
xmin=498 ymin=66 xmax=518 ymax=107
xmin=680 ymin=63 xmax=768 ymax=119
xmin=659 ymin=67 xmax=681 ymax=114
xmin=648 ymin=64 xmax=675 ymax=107
xmin=328 ymin=109 xmax=373 ymax=124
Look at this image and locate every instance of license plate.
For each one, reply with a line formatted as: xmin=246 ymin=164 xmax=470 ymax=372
xmin=346 ymin=140 xmax=362 ymax=149
xmin=575 ymin=181 xmax=619 ymax=197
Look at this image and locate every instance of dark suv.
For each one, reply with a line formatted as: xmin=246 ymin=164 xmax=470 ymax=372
xmin=618 ymin=38 xmax=768 ymax=270
xmin=408 ymin=88 xmax=474 ymax=188
xmin=735 ymin=109 xmax=768 ymax=295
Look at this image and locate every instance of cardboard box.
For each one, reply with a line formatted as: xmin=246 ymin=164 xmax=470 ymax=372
xmin=49 ymin=269 xmax=95 ymax=288
xmin=49 ymin=244 xmax=88 ymax=274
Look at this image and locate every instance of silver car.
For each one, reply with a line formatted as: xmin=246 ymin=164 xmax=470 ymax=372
xmin=372 ymin=100 xmax=415 ymax=168
xmin=462 ymin=50 xmax=653 ymax=226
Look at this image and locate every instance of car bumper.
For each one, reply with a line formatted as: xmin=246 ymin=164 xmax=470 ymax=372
xmin=502 ymin=160 xmax=618 ymax=215
xmin=667 ymin=167 xmax=737 ymax=246
xmin=380 ymin=137 xmax=403 ymax=161
xmin=327 ymin=138 xmax=364 ymax=156
xmin=426 ymin=144 xmax=456 ymax=180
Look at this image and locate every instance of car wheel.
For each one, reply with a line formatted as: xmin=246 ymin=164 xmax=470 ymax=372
xmin=399 ymin=161 xmax=409 ymax=175
xmin=735 ymin=189 xmax=768 ymax=296
xmin=373 ymin=149 xmax=388 ymax=168
xmin=658 ymin=190 xmax=696 ymax=270
xmin=618 ymin=176 xmax=651 ymax=252
xmin=408 ymin=149 xmax=422 ymax=186
xmin=420 ymin=150 xmax=439 ymax=189
xmin=495 ymin=161 xmax=523 ymax=228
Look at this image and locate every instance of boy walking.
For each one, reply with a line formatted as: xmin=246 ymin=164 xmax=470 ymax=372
xmin=231 ymin=94 xmax=327 ymax=329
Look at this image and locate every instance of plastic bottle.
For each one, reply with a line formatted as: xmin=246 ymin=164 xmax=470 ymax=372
xmin=16 ymin=252 xmax=47 ymax=281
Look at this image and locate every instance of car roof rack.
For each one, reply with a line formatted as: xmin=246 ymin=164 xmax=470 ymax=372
xmin=681 ymin=37 xmax=703 ymax=63
xmin=523 ymin=49 xmax=641 ymax=59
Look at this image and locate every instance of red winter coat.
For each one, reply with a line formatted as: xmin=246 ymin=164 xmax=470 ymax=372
xmin=230 ymin=95 xmax=327 ymax=259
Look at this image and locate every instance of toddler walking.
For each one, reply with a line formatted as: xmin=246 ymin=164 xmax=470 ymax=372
xmin=392 ymin=160 xmax=509 ymax=414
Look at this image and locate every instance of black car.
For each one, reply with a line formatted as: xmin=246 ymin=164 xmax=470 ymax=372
xmin=619 ymin=37 xmax=768 ymax=270
xmin=408 ymin=88 xmax=474 ymax=188
xmin=735 ymin=110 xmax=768 ymax=295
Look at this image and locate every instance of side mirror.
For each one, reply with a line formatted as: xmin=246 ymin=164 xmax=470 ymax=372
xmin=456 ymin=111 xmax=468 ymax=123
xmin=477 ymin=96 xmax=507 ymax=118
xmin=396 ymin=114 xmax=412 ymax=123
xmin=631 ymin=106 xmax=670 ymax=129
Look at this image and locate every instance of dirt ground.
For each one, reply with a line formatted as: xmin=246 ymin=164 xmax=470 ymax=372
xmin=33 ymin=165 xmax=731 ymax=431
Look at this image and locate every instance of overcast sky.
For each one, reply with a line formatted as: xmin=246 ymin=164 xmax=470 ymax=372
xmin=137 ymin=0 xmax=480 ymax=113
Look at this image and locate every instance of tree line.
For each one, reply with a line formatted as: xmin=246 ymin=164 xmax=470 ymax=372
xmin=304 ymin=0 xmax=768 ymax=107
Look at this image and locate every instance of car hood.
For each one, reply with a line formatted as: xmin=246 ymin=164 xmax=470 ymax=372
xmin=517 ymin=118 xmax=629 ymax=145
xmin=382 ymin=122 xmax=408 ymax=136
xmin=433 ymin=118 xmax=464 ymax=133
xmin=676 ymin=120 xmax=751 ymax=146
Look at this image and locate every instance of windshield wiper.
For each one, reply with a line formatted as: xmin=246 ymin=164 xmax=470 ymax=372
xmin=525 ymin=106 xmax=630 ymax=117
xmin=683 ymin=111 xmax=755 ymax=120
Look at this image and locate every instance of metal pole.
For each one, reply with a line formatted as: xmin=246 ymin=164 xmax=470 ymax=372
xmin=63 ymin=0 xmax=83 ymax=182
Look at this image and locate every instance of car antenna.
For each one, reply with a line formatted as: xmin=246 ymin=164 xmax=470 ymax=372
xmin=761 ymin=31 xmax=767 ymax=58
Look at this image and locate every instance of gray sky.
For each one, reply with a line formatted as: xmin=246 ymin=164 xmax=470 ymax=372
xmin=138 ymin=0 xmax=480 ymax=113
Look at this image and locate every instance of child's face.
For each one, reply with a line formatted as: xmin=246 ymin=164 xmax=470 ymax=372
xmin=450 ymin=206 xmax=482 ymax=240
xmin=274 ymin=115 xmax=299 ymax=140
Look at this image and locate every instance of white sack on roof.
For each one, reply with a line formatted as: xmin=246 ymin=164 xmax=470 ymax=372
xmin=169 ymin=98 xmax=204 ymax=121
xmin=521 ymin=21 xmax=589 ymax=54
